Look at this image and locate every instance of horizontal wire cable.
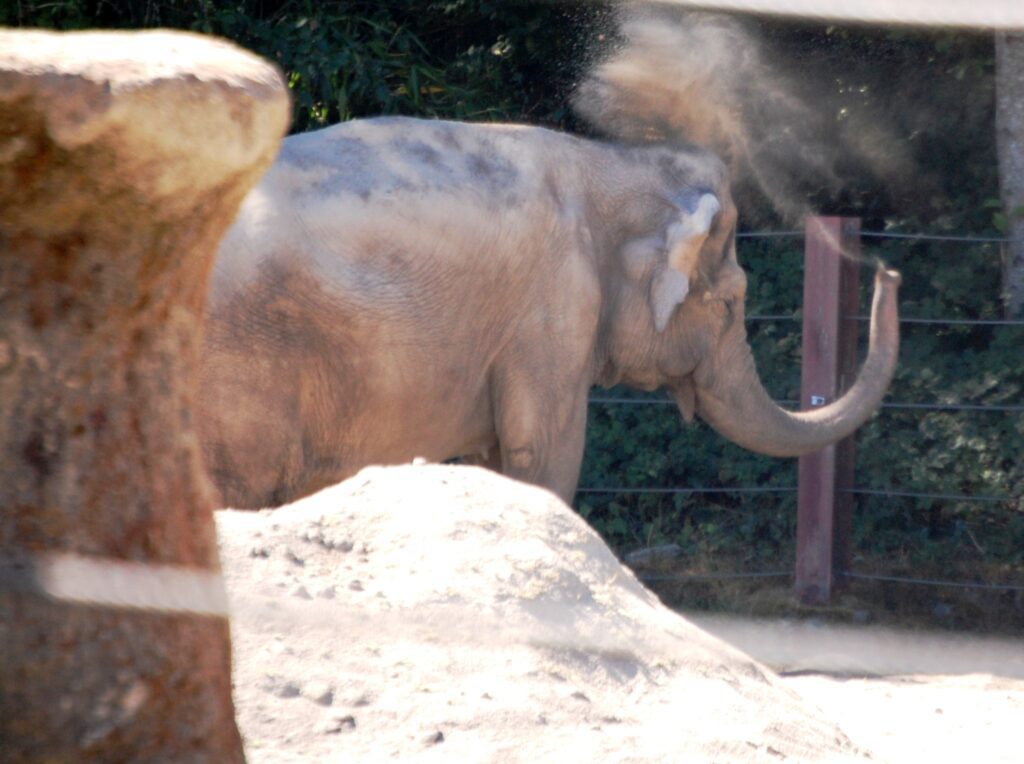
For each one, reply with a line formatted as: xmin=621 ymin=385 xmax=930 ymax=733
xmin=587 ymin=397 xmax=1024 ymax=412
xmin=845 ymin=488 xmax=1013 ymax=503
xmin=840 ymin=571 xmax=1024 ymax=592
xmin=881 ymin=401 xmax=1024 ymax=412
xmin=577 ymin=486 xmax=1013 ymax=503
xmin=736 ymin=230 xmax=803 ymax=239
xmin=746 ymin=314 xmax=800 ymax=321
xmin=638 ymin=571 xmax=792 ymax=582
xmin=589 ymin=396 xmax=801 ymax=406
xmin=849 ymin=314 xmax=1024 ymax=326
xmin=735 ymin=230 xmax=1010 ymax=244
xmin=587 ymin=396 xmax=673 ymax=405
xmin=632 ymin=570 xmax=1024 ymax=592
xmin=749 ymin=314 xmax=1024 ymax=326
xmin=577 ymin=487 xmax=798 ymax=493
xmin=859 ymin=230 xmax=1010 ymax=244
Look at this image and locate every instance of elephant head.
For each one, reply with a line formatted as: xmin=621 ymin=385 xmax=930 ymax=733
xmin=601 ymin=162 xmax=900 ymax=457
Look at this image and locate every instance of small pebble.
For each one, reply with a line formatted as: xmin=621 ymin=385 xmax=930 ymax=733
xmin=351 ymin=693 xmax=373 ymax=707
xmin=262 ymin=678 xmax=301 ymax=699
xmin=304 ymin=681 xmax=334 ymax=706
xmin=319 ymin=714 xmax=356 ymax=734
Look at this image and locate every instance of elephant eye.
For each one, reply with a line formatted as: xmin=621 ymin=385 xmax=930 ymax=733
xmin=721 ymin=296 xmax=735 ymax=318
xmin=707 ymin=293 xmax=737 ymax=329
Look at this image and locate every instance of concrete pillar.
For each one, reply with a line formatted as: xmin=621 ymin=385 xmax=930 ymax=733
xmin=0 ymin=30 xmax=288 ymax=762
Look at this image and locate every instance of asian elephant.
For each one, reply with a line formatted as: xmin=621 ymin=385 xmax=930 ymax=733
xmin=197 ymin=116 xmax=900 ymax=508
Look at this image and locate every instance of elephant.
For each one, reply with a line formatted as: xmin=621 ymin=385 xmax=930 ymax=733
xmin=196 ymin=116 xmax=900 ymax=508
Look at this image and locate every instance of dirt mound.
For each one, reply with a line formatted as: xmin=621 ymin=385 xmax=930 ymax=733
xmin=217 ymin=464 xmax=867 ymax=762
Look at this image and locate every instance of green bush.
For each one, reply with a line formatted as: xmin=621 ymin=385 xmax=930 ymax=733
xmin=853 ymin=238 xmax=1024 ymax=574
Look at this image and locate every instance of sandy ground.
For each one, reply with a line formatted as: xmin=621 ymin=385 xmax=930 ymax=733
xmin=694 ymin=615 xmax=1024 ymax=764
xmin=216 ymin=464 xmax=1024 ymax=763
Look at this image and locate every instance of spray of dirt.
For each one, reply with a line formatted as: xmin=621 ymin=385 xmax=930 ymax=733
xmin=572 ymin=4 xmax=912 ymax=265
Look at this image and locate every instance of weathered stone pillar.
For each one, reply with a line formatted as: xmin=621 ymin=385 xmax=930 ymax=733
xmin=0 ymin=30 xmax=288 ymax=762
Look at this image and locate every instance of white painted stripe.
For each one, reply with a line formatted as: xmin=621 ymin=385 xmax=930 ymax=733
xmin=656 ymin=0 xmax=1024 ymax=28
xmin=35 ymin=553 xmax=229 ymax=617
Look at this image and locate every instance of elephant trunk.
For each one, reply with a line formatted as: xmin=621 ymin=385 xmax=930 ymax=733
xmin=694 ymin=265 xmax=900 ymax=456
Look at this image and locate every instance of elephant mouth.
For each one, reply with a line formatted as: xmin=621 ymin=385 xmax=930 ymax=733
xmin=670 ymin=377 xmax=698 ymax=423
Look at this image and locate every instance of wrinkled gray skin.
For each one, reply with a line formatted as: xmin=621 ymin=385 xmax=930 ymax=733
xmin=198 ymin=117 xmax=900 ymax=508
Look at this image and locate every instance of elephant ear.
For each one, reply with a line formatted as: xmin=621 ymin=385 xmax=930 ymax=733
xmin=649 ymin=192 xmax=720 ymax=332
xmin=651 ymin=269 xmax=690 ymax=333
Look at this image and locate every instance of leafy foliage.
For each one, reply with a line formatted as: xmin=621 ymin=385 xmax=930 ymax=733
xmin=853 ymin=238 xmax=1024 ymax=574
xmin=5 ymin=1 xmax=606 ymax=131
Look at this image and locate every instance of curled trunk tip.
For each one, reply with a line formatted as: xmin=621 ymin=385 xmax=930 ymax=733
xmin=875 ymin=261 xmax=901 ymax=288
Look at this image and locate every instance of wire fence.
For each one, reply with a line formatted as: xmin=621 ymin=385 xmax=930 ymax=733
xmin=747 ymin=314 xmax=1024 ymax=326
xmin=738 ymin=229 xmax=1012 ymax=244
xmin=840 ymin=572 xmax=1024 ymax=592
xmin=580 ymin=479 xmax=1014 ymax=506
xmin=577 ymin=486 xmax=798 ymax=496
xmin=635 ymin=569 xmax=1024 ymax=592
xmin=589 ymin=395 xmax=1024 ymax=414
xmin=589 ymin=226 xmax=1023 ymax=597
xmin=638 ymin=570 xmax=792 ymax=582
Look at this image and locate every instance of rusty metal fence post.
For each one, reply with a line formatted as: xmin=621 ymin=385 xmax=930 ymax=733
xmin=795 ymin=217 xmax=861 ymax=605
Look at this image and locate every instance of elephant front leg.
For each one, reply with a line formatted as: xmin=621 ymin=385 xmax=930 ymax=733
xmin=493 ymin=379 xmax=591 ymax=504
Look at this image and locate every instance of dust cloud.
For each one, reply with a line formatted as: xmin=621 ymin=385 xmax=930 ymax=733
xmin=572 ymin=4 xmax=914 ymax=229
